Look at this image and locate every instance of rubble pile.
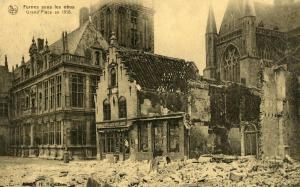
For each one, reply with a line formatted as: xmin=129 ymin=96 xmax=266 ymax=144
xmin=0 ymin=156 xmax=300 ymax=187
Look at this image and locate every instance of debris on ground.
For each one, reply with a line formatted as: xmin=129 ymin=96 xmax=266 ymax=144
xmin=0 ymin=156 xmax=300 ymax=186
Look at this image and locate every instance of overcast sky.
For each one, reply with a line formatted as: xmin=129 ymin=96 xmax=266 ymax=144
xmin=0 ymin=0 xmax=273 ymax=73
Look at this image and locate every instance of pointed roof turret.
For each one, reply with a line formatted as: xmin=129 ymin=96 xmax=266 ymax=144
xmin=206 ymin=4 xmax=217 ymax=34
xmin=242 ymin=0 xmax=256 ymax=17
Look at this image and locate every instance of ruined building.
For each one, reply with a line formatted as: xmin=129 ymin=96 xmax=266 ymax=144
xmin=4 ymin=0 xmax=300 ymax=161
xmin=95 ymin=33 xmax=198 ymax=160
xmin=204 ymin=0 xmax=300 ymax=159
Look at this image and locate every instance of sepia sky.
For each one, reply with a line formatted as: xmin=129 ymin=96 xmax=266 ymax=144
xmin=0 ymin=0 xmax=273 ymax=73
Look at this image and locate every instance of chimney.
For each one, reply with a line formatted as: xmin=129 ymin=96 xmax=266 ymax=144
xmin=4 ymin=55 xmax=8 ymax=67
xmin=37 ymin=38 xmax=45 ymax=51
xmin=65 ymin=32 xmax=69 ymax=52
xmin=21 ymin=55 xmax=25 ymax=65
xmin=62 ymin=32 xmax=65 ymax=53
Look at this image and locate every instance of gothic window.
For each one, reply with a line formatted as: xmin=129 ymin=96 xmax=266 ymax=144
xmin=56 ymin=75 xmax=62 ymax=107
xmin=44 ymin=81 xmax=48 ymax=111
xmin=144 ymin=18 xmax=148 ymax=49
xmin=71 ymin=74 xmax=85 ymax=108
xmin=131 ymin=11 xmax=138 ymax=47
xmin=71 ymin=121 xmax=86 ymax=145
xmin=118 ymin=97 xmax=127 ymax=118
xmin=49 ymin=122 xmax=55 ymax=145
xmin=50 ymin=78 xmax=55 ymax=109
xmin=42 ymin=124 xmax=48 ymax=145
xmin=223 ymin=45 xmax=240 ymax=82
xmin=118 ymin=7 xmax=126 ymax=44
xmin=110 ymin=68 xmax=117 ymax=87
xmin=0 ymin=102 xmax=8 ymax=117
xmin=95 ymin=51 xmax=100 ymax=65
xmin=103 ymin=99 xmax=111 ymax=121
xmin=90 ymin=122 xmax=96 ymax=145
xmin=55 ymin=121 xmax=61 ymax=145
xmin=100 ymin=16 xmax=105 ymax=36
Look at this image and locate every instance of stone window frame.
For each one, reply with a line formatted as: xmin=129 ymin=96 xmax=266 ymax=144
xmin=223 ymin=44 xmax=240 ymax=82
xmin=42 ymin=123 xmax=49 ymax=145
xmin=71 ymin=73 xmax=85 ymax=108
xmin=0 ymin=102 xmax=8 ymax=117
xmin=49 ymin=122 xmax=55 ymax=145
xmin=56 ymin=75 xmax=62 ymax=108
xmin=110 ymin=68 xmax=117 ymax=88
xmin=103 ymin=99 xmax=111 ymax=121
xmin=131 ymin=10 xmax=138 ymax=47
xmin=70 ymin=120 xmax=86 ymax=146
xmin=44 ymin=81 xmax=49 ymax=111
xmin=118 ymin=96 xmax=127 ymax=119
xmin=55 ymin=121 xmax=62 ymax=145
xmin=50 ymin=77 xmax=56 ymax=109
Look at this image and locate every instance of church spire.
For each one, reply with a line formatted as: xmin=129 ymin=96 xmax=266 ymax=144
xmin=242 ymin=0 xmax=256 ymax=17
xmin=206 ymin=4 xmax=217 ymax=34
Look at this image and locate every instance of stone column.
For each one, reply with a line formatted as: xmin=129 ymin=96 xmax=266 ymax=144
xmin=86 ymin=120 xmax=91 ymax=146
xmin=96 ymin=131 xmax=101 ymax=160
xmin=241 ymin=124 xmax=245 ymax=156
xmin=64 ymin=72 xmax=70 ymax=109
xmin=30 ymin=124 xmax=35 ymax=146
xmin=63 ymin=121 xmax=72 ymax=149
xmin=147 ymin=122 xmax=153 ymax=153
xmin=62 ymin=72 xmax=66 ymax=109
xmin=163 ymin=121 xmax=168 ymax=154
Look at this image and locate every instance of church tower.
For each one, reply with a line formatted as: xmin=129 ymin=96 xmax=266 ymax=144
xmin=239 ymin=0 xmax=260 ymax=87
xmin=90 ymin=0 xmax=154 ymax=53
xmin=204 ymin=5 xmax=218 ymax=80
xmin=241 ymin=0 xmax=256 ymax=57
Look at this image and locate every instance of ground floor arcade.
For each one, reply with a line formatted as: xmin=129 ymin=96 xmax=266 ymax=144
xmin=9 ymin=112 xmax=97 ymax=159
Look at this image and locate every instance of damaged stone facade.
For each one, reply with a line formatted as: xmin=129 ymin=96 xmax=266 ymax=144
xmin=204 ymin=0 xmax=300 ymax=160
xmin=260 ymin=65 xmax=300 ymax=159
xmin=95 ymin=35 xmax=198 ymax=161
xmin=187 ymin=79 xmax=261 ymax=158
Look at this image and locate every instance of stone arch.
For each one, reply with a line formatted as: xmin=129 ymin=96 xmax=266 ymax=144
xmin=222 ymin=44 xmax=241 ymax=82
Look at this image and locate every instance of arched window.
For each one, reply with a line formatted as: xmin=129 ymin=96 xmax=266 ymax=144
xmin=103 ymin=99 xmax=111 ymax=121
xmin=95 ymin=51 xmax=100 ymax=65
xmin=110 ymin=68 xmax=117 ymax=87
xmin=223 ymin=45 xmax=240 ymax=82
xmin=118 ymin=97 xmax=127 ymax=118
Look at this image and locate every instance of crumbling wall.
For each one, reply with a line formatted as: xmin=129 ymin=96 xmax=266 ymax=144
xmin=138 ymin=91 xmax=188 ymax=117
xmin=261 ymin=66 xmax=300 ymax=160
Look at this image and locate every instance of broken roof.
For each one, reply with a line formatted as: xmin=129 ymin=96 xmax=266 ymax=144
xmin=49 ymin=21 xmax=109 ymax=56
xmin=117 ymin=49 xmax=199 ymax=92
